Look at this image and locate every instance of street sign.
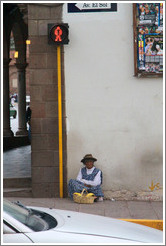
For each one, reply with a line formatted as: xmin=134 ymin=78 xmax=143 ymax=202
xmin=48 ymin=23 xmax=69 ymax=45
xmin=68 ymin=3 xmax=117 ymax=13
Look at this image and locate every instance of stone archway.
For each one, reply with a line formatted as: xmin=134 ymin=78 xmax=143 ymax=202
xmin=3 ymin=3 xmax=28 ymax=139
xmin=3 ymin=4 xmax=14 ymax=138
xmin=3 ymin=3 xmax=67 ymax=198
xmin=3 ymin=4 xmax=30 ymax=196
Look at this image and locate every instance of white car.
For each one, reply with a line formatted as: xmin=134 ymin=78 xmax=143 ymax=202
xmin=3 ymin=199 xmax=163 ymax=244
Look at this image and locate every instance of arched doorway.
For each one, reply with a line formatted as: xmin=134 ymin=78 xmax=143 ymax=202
xmin=3 ymin=4 xmax=31 ymax=196
xmin=3 ymin=3 xmax=67 ymax=198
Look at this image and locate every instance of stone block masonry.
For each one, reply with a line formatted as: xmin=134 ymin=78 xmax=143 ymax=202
xmin=28 ymin=3 xmax=67 ymax=197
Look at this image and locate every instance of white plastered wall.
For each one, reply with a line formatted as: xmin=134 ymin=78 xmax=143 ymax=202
xmin=63 ymin=3 xmax=163 ymax=197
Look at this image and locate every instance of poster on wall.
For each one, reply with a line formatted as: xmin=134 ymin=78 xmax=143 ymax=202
xmin=136 ymin=3 xmax=163 ymax=76
xmin=159 ymin=3 xmax=163 ymax=26
xmin=137 ymin=3 xmax=159 ymax=26
xmin=144 ymin=34 xmax=163 ymax=73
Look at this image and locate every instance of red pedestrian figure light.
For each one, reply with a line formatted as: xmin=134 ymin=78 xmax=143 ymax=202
xmin=48 ymin=23 xmax=69 ymax=45
xmin=54 ymin=26 xmax=63 ymax=42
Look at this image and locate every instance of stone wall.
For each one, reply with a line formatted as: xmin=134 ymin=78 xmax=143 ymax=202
xmin=28 ymin=3 xmax=67 ymax=197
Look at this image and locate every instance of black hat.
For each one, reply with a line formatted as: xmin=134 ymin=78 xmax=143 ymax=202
xmin=81 ymin=154 xmax=97 ymax=164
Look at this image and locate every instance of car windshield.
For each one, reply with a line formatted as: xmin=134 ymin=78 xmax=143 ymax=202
xmin=3 ymin=200 xmax=57 ymax=232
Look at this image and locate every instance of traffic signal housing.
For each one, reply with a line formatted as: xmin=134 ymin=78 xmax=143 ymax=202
xmin=48 ymin=23 xmax=69 ymax=45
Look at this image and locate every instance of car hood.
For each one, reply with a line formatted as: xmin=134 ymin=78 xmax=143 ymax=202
xmin=31 ymin=207 xmax=162 ymax=243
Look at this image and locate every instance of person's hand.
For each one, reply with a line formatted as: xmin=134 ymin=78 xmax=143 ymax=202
xmin=81 ymin=179 xmax=92 ymax=188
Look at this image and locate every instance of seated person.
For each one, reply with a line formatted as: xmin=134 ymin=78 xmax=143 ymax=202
xmin=68 ymin=154 xmax=104 ymax=202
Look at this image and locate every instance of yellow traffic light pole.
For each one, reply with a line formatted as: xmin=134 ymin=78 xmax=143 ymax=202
xmin=57 ymin=45 xmax=63 ymax=198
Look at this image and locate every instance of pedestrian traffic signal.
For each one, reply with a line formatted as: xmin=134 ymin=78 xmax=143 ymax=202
xmin=48 ymin=23 xmax=69 ymax=45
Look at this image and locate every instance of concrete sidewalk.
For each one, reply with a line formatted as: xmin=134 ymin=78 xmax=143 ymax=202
xmin=5 ymin=197 xmax=163 ymax=220
xmin=3 ymin=146 xmax=163 ymax=226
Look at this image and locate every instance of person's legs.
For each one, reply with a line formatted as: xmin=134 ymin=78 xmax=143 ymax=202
xmin=68 ymin=179 xmax=86 ymax=199
xmin=28 ymin=125 xmax=31 ymax=143
xmin=88 ymin=185 xmax=104 ymax=198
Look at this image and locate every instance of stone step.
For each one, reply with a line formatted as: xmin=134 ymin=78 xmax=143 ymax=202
xmin=3 ymin=177 xmax=31 ymax=188
xmin=3 ymin=188 xmax=32 ymax=197
xmin=3 ymin=136 xmax=30 ymax=151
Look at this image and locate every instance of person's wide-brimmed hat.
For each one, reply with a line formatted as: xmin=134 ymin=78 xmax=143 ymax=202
xmin=81 ymin=154 xmax=97 ymax=164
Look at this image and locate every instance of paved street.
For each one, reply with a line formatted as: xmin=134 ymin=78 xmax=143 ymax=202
xmin=4 ymin=101 xmax=31 ymax=179
xmin=3 ymin=145 xmax=31 ymax=178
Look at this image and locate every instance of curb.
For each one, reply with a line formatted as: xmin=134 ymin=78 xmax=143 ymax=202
xmin=119 ymin=219 xmax=163 ymax=231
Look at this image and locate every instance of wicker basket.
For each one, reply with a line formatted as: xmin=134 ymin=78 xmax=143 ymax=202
xmin=73 ymin=189 xmax=97 ymax=204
